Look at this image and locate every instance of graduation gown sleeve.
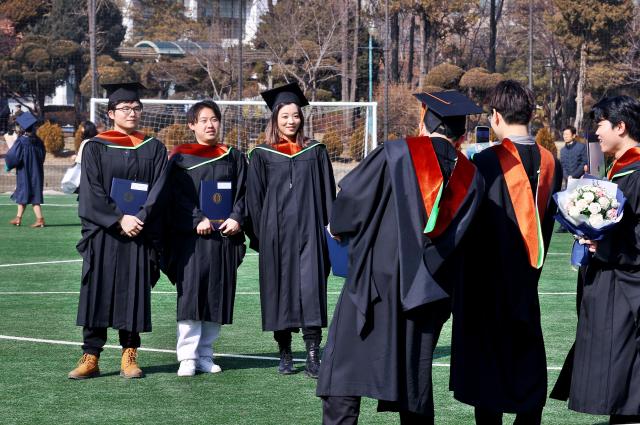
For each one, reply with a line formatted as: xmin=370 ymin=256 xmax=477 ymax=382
xmin=229 ymin=151 xmax=249 ymax=226
xmin=246 ymin=150 xmax=267 ymax=250
xmin=78 ymin=141 xmax=123 ymax=229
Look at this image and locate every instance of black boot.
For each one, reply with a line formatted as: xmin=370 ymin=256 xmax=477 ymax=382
xmin=278 ymin=344 xmax=294 ymax=375
xmin=304 ymin=339 xmax=321 ymax=379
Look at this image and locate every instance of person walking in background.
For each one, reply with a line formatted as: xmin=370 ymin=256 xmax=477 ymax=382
xmin=162 ymin=100 xmax=247 ymax=377
xmin=68 ymin=82 xmax=168 ymax=380
xmin=559 ymin=125 xmax=587 ymax=182
xmin=246 ymin=83 xmax=335 ymax=378
xmin=5 ymin=111 xmax=45 ymax=228
xmin=450 ymin=80 xmax=562 ymax=425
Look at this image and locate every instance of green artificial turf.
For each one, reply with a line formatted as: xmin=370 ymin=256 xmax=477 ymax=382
xmin=0 ymin=195 xmax=608 ymax=424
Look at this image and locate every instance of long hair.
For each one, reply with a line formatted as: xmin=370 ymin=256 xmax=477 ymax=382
xmin=264 ymin=102 xmax=306 ymax=147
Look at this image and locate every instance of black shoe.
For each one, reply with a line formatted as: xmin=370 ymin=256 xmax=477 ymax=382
xmin=278 ymin=346 xmax=294 ymax=375
xmin=304 ymin=340 xmax=320 ymax=379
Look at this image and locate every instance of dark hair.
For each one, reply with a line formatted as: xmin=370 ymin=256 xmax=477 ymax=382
xmin=437 ymin=116 xmax=466 ymax=140
xmin=81 ymin=120 xmax=98 ymax=139
xmin=186 ymin=100 xmax=221 ymax=124
xmin=264 ymin=102 xmax=306 ymax=146
xmin=563 ymin=125 xmax=577 ymax=135
xmin=486 ymin=80 xmax=535 ymax=125
xmin=591 ymin=96 xmax=640 ymax=142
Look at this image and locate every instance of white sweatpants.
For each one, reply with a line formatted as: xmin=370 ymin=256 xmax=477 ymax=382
xmin=176 ymin=320 xmax=221 ymax=361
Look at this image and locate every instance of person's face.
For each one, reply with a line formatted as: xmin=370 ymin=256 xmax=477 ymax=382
xmin=562 ymin=129 xmax=575 ymax=143
xmin=277 ymin=103 xmax=301 ymax=140
xmin=595 ymin=119 xmax=625 ymax=156
xmin=107 ymin=101 xmax=142 ymax=132
xmin=188 ymin=107 xmax=220 ymax=145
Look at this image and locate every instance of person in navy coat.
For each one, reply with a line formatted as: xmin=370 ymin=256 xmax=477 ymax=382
xmin=5 ymin=111 xmax=46 ymax=227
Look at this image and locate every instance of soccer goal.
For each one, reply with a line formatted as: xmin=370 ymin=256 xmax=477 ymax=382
xmin=90 ymin=99 xmax=377 ymax=182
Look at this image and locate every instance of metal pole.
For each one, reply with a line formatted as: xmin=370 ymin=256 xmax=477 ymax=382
xmin=384 ymin=0 xmax=389 ymax=142
xmin=528 ymin=0 xmax=533 ymax=90
xmin=237 ymin=0 xmax=244 ymax=149
xmin=88 ymin=0 xmax=97 ymax=98
xmin=368 ymin=32 xmax=373 ymax=103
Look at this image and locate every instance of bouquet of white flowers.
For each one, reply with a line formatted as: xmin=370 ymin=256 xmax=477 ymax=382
xmin=554 ymin=176 xmax=626 ymax=266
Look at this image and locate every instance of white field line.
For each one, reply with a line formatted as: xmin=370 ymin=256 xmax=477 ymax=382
xmin=0 ymin=254 xmax=259 ymax=268
xmin=0 ymin=203 xmax=77 ymax=207
xmin=0 ymin=291 xmax=345 ymax=295
xmin=0 ymin=334 xmax=563 ymax=370
xmin=0 ymin=290 xmax=578 ymax=296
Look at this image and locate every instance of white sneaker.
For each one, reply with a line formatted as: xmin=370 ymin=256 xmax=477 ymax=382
xmin=177 ymin=359 xmax=196 ymax=377
xmin=196 ymin=356 xmax=222 ymax=374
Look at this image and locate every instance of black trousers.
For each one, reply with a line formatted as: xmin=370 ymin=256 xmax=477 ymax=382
xmin=322 ymin=396 xmax=434 ymax=425
xmin=273 ymin=326 xmax=322 ymax=346
xmin=474 ymin=407 xmax=543 ymax=425
xmin=82 ymin=327 xmax=140 ymax=357
xmin=610 ymin=415 xmax=640 ymax=424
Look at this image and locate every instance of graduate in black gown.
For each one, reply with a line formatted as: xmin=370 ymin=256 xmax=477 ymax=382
xmin=450 ymin=80 xmax=562 ymax=425
xmin=162 ymin=100 xmax=247 ymax=377
xmin=317 ymin=91 xmax=485 ymax=424
xmin=5 ymin=112 xmax=46 ymax=227
xmin=553 ymin=96 xmax=640 ymax=425
xmin=69 ymin=82 xmax=168 ymax=380
xmin=246 ymin=83 xmax=336 ymax=378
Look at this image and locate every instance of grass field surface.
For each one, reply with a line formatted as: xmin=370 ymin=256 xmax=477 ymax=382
xmin=0 ymin=195 xmax=608 ymax=424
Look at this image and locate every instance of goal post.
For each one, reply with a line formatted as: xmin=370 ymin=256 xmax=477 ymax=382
xmin=90 ymin=98 xmax=377 ymax=182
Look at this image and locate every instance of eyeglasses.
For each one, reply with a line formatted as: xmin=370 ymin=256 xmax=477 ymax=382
xmin=197 ymin=118 xmax=219 ymax=125
xmin=115 ymin=106 xmax=142 ymax=114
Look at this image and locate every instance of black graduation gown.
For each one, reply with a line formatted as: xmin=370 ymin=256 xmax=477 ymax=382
xmin=246 ymin=141 xmax=336 ymax=331
xmin=450 ymin=142 xmax=562 ymax=413
xmin=316 ymin=138 xmax=484 ymax=416
xmin=76 ymin=135 xmax=168 ymax=333
xmin=564 ymin=159 xmax=640 ymax=415
xmin=5 ymin=134 xmax=45 ymax=205
xmin=163 ymin=146 xmax=247 ymax=324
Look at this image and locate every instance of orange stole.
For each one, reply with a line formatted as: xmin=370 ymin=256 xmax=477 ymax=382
xmin=170 ymin=143 xmax=228 ymax=159
xmin=406 ymin=137 xmax=444 ymax=233
xmin=607 ymin=146 xmax=640 ymax=180
xmin=428 ymin=151 xmax=476 ymax=238
xmin=273 ymin=141 xmax=302 ymax=155
xmin=97 ymin=130 xmax=146 ymax=147
xmin=493 ymin=139 xmax=555 ymax=268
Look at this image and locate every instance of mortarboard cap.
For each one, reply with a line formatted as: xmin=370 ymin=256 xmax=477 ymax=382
xmin=261 ymin=83 xmax=309 ymax=111
xmin=15 ymin=111 xmax=37 ymax=131
xmin=413 ymin=91 xmax=483 ymax=136
xmin=101 ymin=82 xmax=145 ymax=105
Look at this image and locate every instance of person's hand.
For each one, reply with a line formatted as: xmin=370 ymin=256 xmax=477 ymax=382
xmin=578 ymin=238 xmax=598 ymax=253
xmin=327 ymin=224 xmax=341 ymax=242
xmin=196 ymin=218 xmax=213 ymax=235
xmin=119 ymin=215 xmax=143 ymax=237
xmin=219 ymin=218 xmax=240 ymax=236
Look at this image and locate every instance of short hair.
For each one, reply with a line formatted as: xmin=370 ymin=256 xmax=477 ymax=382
xmin=186 ymin=100 xmax=221 ymax=124
xmin=81 ymin=121 xmax=98 ymax=139
xmin=563 ymin=125 xmax=576 ymax=135
xmin=486 ymin=80 xmax=535 ymax=125
xmin=591 ymin=96 xmax=640 ymax=142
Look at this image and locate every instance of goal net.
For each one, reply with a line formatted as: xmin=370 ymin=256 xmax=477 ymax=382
xmin=90 ymin=99 xmax=377 ymax=182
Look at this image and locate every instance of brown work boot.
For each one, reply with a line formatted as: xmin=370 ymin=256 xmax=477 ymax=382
xmin=120 ymin=348 xmax=144 ymax=378
xmin=68 ymin=353 xmax=100 ymax=380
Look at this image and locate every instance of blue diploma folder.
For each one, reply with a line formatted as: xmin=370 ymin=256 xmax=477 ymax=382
xmin=325 ymin=228 xmax=349 ymax=278
xmin=200 ymin=180 xmax=232 ymax=230
xmin=110 ymin=178 xmax=148 ymax=215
